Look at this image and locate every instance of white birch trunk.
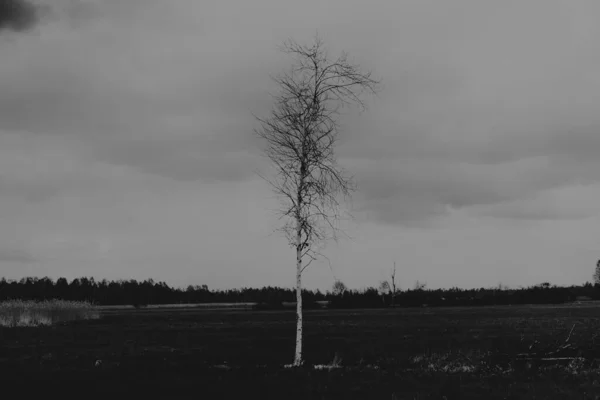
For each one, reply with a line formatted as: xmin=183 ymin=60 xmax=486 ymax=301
xmin=293 ymin=217 xmax=303 ymax=366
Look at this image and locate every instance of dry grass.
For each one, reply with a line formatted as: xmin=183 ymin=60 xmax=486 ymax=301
xmin=0 ymin=299 xmax=100 ymax=327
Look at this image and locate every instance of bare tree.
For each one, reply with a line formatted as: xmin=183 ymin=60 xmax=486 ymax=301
xmin=332 ymin=280 xmax=347 ymax=296
xmin=254 ymin=34 xmax=380 ymax=366
xmin=390 ymin=261 xmax=397 ymax=307
xmin=378 ymin=280 xmax=390 ymax=306
xmin=379 ymin=262 xmax=398 ymax=307
xmin=414 ymin=280 xmax=427 ymax=291
xmin=594 ymin=260 xmax=600 ymax=285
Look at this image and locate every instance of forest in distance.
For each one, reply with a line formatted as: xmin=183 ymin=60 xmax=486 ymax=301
xmin=1 ymin=276 xmax=599 ymax=309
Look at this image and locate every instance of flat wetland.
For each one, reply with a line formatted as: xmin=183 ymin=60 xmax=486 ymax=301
xmin=2 ymin=303 xmax=600 ymax=399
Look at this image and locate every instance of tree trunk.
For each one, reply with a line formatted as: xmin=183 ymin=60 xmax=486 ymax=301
xmin=293 ymin=161 xmax=307 ymax=367
xmin=293 ymin=219 xmax=303 ymax=366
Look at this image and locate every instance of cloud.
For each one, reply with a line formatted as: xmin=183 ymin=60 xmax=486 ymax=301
xmin=0 ymin=248 xmax=36 ymax=264
xmin=94 ymin=137 xmax=261 ymax=183
xmin=0 ymin=0 xmax=38 ymax=32
xmin=347 ymin=151 xmax=600 ymax=225
xmin=333 ymin=0 xmax=600 ymax=225
xmin=470 ymin=183 xmax=600 ymax=221
xmin=1 ymin=0 xmax=600 ymax=289
xmin=0 ymin=0 xmax=273 ymax=185
xmin=2 ymin=0 xmax=599 ymax=222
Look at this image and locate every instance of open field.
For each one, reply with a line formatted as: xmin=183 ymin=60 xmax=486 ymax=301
xmin=1 ymin=304 xmax=600 ymax=399
xmin=96 ymin=302 xmax=258 ymax=311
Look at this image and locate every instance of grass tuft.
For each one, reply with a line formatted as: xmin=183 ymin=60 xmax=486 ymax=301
xmin=0 ymin=299 xmax=100 ymax=327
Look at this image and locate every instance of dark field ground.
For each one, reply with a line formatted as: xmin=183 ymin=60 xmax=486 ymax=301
xmin=2 ymin=304 xmax=600 ymax=399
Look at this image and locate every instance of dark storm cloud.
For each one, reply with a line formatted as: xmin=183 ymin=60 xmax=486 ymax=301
xmin=0 ymin=0 xmax=38 ymax=32
xmin=347 ymin=141 xmax=600 ymax=225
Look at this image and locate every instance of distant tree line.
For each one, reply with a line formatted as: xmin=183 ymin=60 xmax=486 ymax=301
xmin=0 ymin=277 xmax=326 ymax=307
xmin=332 ymin=282 xmax=600 ymax=309
xmin=1 ymin=276 xmax=599 ymax=309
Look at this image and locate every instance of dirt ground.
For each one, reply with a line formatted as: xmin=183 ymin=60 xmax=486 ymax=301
xmin=1 ymin=304 xmax=600 ymax=399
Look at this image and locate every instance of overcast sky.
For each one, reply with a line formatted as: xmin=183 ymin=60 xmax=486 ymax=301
xmin=1 ymin=0 xmax=600 ymax=291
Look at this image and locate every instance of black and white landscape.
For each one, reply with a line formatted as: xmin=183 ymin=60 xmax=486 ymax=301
xmin=2 ymin=0 xmax=600 ymax=398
